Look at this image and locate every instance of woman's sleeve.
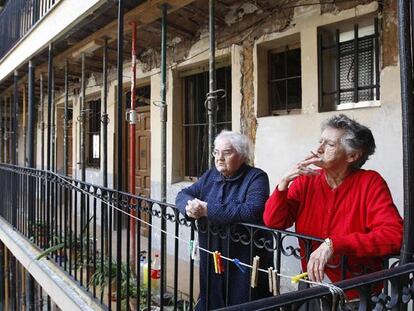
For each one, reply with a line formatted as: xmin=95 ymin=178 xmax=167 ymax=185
xmin=331 ymin=173 xmax=403 ymax=257
xmin=175 ymin=173 xmax=206 ymax=216
xmin=207 ymin=171 xmax=270 ymax=225
xmin=263 ymin=178 xmax=302 ymax=229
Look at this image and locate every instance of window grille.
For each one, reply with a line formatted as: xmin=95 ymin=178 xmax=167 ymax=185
xmin=268 ymin=47 xmax=302 ymax=114
xmin=318 ymin=18 xmax=380 ymax=111
xmin=183 ymin=66 xmax=232 ymax=178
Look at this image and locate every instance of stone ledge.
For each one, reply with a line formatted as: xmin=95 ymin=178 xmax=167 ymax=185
xmin=0 ymin=217 xmax=103 ymax=311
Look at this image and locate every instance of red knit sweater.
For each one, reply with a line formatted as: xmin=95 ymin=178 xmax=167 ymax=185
xmin=264 ymin=169 xmax=403 ymax=288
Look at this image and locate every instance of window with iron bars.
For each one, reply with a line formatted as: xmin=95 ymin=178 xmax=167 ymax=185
xmin=268 ymin=46 xmax=302 ymax=114
xmin=318 ymin=18 xmax=380 ymax=111
xmin=86 ymin=100 xmax=101 ymax=167
xmin=184 ymin=66 xmax=232 ymax=179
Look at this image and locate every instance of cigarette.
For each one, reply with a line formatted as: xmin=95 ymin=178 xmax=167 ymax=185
xmin=310 ymin=151 xmax=320 ymax=158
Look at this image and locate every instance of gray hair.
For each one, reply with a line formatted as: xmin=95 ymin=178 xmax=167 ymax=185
xmin=322 ymin=114 xmax=376 ymax=168
xmin=214 ymin=130 xmax=251 ymax=163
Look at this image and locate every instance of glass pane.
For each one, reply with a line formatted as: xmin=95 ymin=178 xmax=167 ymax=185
xmin=270 ymin=81 xmax=286 ymax=111
xmin=287 ymin=48 xmax=301 ymax=77
xmin=287 ymin=78 xmax=301 ymax=109
xmin=339 ymin=40 xmax=354 ymax=92
xmin=137 ymin=85 xmax=151 ymax=106
xmin=270 ymin=52 xmax=285 ymax=80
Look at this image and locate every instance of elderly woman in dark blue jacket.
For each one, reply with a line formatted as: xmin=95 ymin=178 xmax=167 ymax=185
xmin=175 ymin=130 xmax=272 ymax=311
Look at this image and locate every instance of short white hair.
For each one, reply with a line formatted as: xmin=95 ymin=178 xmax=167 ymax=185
xmin=214 ymin=130 xmax=251 ymax=163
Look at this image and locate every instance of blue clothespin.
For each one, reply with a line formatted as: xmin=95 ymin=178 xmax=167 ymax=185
xmin=233 ymin=258 xmax=247 ymax=273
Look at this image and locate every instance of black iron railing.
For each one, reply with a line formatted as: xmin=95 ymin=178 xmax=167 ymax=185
xmin=0 ymin=164 xmax=401 ymax=311
xmin=218 ymin=262 xmax=414 ymax=311
xmin=0 ymin=0 xmax=59 ymax=60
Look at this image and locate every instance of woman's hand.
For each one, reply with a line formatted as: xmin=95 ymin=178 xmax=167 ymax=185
xmin=278 ymin=153 xmax=321 ymax=191
xmin=185 ymin=198 xmax=208 ymax=219
xmin=306 ymin=242 xmax=334 ymax=282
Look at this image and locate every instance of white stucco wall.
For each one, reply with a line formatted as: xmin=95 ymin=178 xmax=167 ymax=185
xmin=254 ymin=3 xmax=403 ymax=217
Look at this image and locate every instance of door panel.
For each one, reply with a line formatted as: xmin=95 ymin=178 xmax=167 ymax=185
xmin=136 ymin=107 xmax=150 ymax=235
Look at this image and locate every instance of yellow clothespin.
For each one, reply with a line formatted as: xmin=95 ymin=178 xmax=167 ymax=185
xmin=250 ymin=256 xmax=260 ymax=288
xmin=291 ymin=272 xmax=308 ymax=284
xmin=268 ymin=267 xmax=273 ymax=293
xmin=213 ymin=252 xmax=219 ymax=273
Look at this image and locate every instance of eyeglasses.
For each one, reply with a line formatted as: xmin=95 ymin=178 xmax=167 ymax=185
xmin=212 ymin=149 xmax=235 ymax=159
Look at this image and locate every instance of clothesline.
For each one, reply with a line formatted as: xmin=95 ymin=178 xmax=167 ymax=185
xmin=48 ymin=171 xmax=348 ymax=303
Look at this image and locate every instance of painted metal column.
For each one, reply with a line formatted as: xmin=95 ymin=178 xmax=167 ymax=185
xmin=80 ymin=53 xmax=86 ymax=181
xmin=47 ymin=44 xmax=53 ymax=171
xmin=0 ymin=241 xmax=4 ymax=311
xmin=160 ymin=4 xmax=168 ymax=308
xmin=129 ymin=21 xmax=137 ymax=266
xmin=0 ymin=97 xmax=3 ymax=163
xmin=116 ymin=1 xmax=124 ymax=310
xmin=40 ymin=73 xmax=45 ymax=170
xmin=51 ymin=66 xmax=56 ymax=172
xmin=398 ymin=0 xmax=414 ymax=265
xmin=102 ymin=38 xmax=109 ymax=260
xmin=102 ymin=38 xmax=109 ymax=190
xmin=26 ymin=60 xmax=36 ymax=311
xmin=207 ymin=0 xmax=217 ymax=168
xmin=12 ymin=71 xmax=18 ymax=166
xmin=10 ymin=70 xmax=18 ymax=311
xmin=63 ymin=60 xmax=69 ymax=176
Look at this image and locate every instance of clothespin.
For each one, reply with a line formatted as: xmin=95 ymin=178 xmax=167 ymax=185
xmin=217 ymin=252 xmax=224 ymax=274
xmin=212 ymin=251 xmax=224 ymax=274
xmin=250 ymin=256 xmax=260 ymax=288
xmin=188 ymin=240 xmax=194 ymax=257
xmin=213 ymin=252 xmax=219 ymax=273
xmin=272 ymin=269 xmax=279 ymax=296
xmin=291 ymin=272 xmax=308 ymax=284
xmin=268 ymin=267 xmax=273 ymax=293
xmin=191 ymin=240 xmax=199 ymax=261
xmin=233 ymin=258 xmax=247 ymax=273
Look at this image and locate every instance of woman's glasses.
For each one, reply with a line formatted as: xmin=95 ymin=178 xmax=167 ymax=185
xmin=212 ymin=149 xmax=235 ymax=159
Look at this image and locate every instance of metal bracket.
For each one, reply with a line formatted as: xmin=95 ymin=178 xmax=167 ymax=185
xmin=204 ymin=89 xmax=227 ymax=112
xmin=126 ymin=109 xmax=137 ymax=125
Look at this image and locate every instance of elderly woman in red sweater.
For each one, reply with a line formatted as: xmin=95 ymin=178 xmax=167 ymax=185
xmin=264 ymin=114 xmax=403 ymax=289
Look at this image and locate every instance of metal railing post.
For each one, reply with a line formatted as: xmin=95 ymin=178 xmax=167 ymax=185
xmin=398 ymin=0 xmax=414 ymax=265
xmin=208 ymin=0 xmax=217 ymax=168
xmin=160 ymin=3 xmax=168 ymax=307
xmin=26 ymin=60 xmax=35 ymax=311
xmin=63 ymin=60 xmax=68 ymax=176
xmin=47 ymin=43 xmax=53 ymax=171
xmin=116 ymin=0 xmax=124 ymax=309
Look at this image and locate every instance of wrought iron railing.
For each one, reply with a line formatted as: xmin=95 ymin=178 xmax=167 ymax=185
xmin=0 ymin=164 xmax=404 ymax=311
xmin=218 ymin=262 xmax=414 ymax=310
xmin=0 ymin=0 xmax=59 ymax=60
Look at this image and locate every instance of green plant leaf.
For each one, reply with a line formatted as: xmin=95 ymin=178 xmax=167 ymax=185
xmin=35 ymin=242 xmax=65 ymax=260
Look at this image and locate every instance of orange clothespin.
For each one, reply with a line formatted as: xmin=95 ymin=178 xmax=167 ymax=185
xmin=217 ymin=252 xmax=224 ymax=274
xmin=213 ymin=251 xmax=224 ymax=274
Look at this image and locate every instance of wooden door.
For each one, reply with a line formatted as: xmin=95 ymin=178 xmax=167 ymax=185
xmin=136 ymin=106 xmax=151 ymax=235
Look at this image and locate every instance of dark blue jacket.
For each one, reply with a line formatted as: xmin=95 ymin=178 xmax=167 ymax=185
xmin=175 ymin=164 xmax=272 ymax=310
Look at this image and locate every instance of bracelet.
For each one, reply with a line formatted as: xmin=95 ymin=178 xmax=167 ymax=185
xmin=324 ymin=238 xmax=334 ymax=252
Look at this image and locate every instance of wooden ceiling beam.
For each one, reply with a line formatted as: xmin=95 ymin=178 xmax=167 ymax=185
xmin=36 ymin=0 xmax=196 ymax=75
